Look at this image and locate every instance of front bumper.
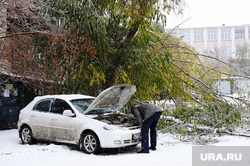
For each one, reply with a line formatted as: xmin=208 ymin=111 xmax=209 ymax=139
xmin=99 ymin=129 xmax=141 ymax=148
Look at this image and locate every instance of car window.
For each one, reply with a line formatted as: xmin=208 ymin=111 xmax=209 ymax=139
xmin=33 ymin=99 xmax=53 ymax=112
xmin=51 ymin=99 xmax=73 ymax=115
xmin=70 ymin=99 xmax=94 ymax=114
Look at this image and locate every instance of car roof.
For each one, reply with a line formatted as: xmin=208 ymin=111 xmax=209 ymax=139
xmin=21 ymin=94 xmax=95 ymax=111
xmin=34 ymin=94 xmax=95 ymax=102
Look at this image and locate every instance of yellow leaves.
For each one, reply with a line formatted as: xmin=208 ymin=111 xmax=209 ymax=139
xmin=130 ymin=18 xmax=135 ymax=26
xmin=145 ymin=12 xmax=150 ymax=18
xmin=73 ymin=0 xmax=77 ymax=8
xmin=121 ymin=71 xmax=130 ymax=83
xmin=73 ymin=63 xmax=106 ymax=86
xmin=128 ymin=12 xmax=132 ymax=17
xmin=88 ymin=65 xmax=106 ymax=86
xmin=152 ymin=84 xmax=161 ymax=95
xmin=115 ymin=69 xmax=131 ymax=84
xmin=178 ymin=9 xmax=183 ymax=15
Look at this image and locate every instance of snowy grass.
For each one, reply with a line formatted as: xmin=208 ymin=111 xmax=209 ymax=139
xmin=1 ymin=129 xmax=250 ymax=166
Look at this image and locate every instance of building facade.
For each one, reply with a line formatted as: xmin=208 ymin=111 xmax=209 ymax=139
xmin=168 ymin=24 xmax=250 ymax=58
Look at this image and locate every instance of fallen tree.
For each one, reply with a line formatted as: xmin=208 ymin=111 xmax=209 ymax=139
xmin=161 ymin=115 xmax=250 ymax=137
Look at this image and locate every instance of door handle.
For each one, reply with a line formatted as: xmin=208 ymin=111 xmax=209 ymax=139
xmin=51 ymin=118 xmax=57 ymax=121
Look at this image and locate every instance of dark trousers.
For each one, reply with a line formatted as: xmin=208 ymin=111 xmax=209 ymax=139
xmin=141 ymin=112 xmax=162 ymax=152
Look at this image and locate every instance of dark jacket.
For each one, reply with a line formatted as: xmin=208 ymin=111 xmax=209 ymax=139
xmin=131 ymin=104 xmax=162 ymax=126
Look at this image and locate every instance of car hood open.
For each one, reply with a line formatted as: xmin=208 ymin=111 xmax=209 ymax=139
xmin=84 ymin=84 xmax=136 ymax=115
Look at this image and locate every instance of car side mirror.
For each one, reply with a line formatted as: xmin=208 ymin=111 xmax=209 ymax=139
xmin=63 ymin=110 xmax=75 ymax=117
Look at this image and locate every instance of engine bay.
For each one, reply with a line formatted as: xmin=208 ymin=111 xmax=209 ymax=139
xmin=93 ymin=113 xmax=139 ymax=127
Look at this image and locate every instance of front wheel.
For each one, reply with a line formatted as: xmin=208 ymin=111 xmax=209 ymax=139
xmin=81 ymin=132 xmax=100 ymax=154
xmin=20 ymin=126 xmax=34 ymax=144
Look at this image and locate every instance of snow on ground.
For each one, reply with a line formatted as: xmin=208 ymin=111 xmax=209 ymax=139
xmin=1 ymin=129 xmax=250 ymax=166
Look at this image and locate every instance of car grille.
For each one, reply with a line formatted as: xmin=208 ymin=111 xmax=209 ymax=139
xmin=124 ymin=139 xmax=131 ymax=144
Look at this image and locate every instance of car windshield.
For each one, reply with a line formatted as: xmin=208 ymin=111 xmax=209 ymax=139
xmin=70 ymin=99 xmax=95 ymax=114
xmin=70 ymin=98 xmax=119 ymax=115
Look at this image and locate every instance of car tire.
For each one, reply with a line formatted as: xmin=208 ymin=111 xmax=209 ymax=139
xmin=81 ymin=132 xmax=100 ymax=154
xmin=20 ymin=125 xmax=34 ymax=144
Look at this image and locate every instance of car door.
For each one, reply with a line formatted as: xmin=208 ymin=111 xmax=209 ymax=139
xmin=30 ymin=98 xmax=53 ymax=139
xmin=50 ymin=98 xmax=77 ymax=142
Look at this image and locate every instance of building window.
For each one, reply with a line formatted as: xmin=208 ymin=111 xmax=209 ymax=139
xmin=221 ymin=30 xmax=231 ymax=40
xmin=235 ymin=29 xmax=245 ymax=40
xmin=222 ymin=46 xmax=232 ymax=56
xmin=207 ymin=31 xmax=217 ymax=41
xmin=194 ymin=31 xmax=203 ymax=41
xmin=180 ymin=31 xmax=190 ymax=42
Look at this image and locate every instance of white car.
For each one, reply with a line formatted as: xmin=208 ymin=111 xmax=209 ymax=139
xmin=18 ymin=84 xmax=141 ymax=154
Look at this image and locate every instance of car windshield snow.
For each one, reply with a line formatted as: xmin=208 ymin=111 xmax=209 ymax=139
xmin=70 ymin=98 xmax=95 ymax=114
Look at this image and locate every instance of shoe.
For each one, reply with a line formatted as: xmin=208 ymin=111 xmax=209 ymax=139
xmin=137 ymin=150 xmax=149 ymax=154
xmin=149 ymin=147 xmax=156 ymax=151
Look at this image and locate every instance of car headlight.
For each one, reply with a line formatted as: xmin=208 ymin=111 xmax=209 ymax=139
xmin=103 ymin=125 xmax=118 ymax=131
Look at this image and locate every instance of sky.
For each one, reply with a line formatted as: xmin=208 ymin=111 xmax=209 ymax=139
xmin=166 ymin=0 xmax=250 ymax=28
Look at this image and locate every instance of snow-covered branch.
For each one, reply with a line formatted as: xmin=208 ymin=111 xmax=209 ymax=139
xmin=160 ymin=115 xmax=250 ymax=138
